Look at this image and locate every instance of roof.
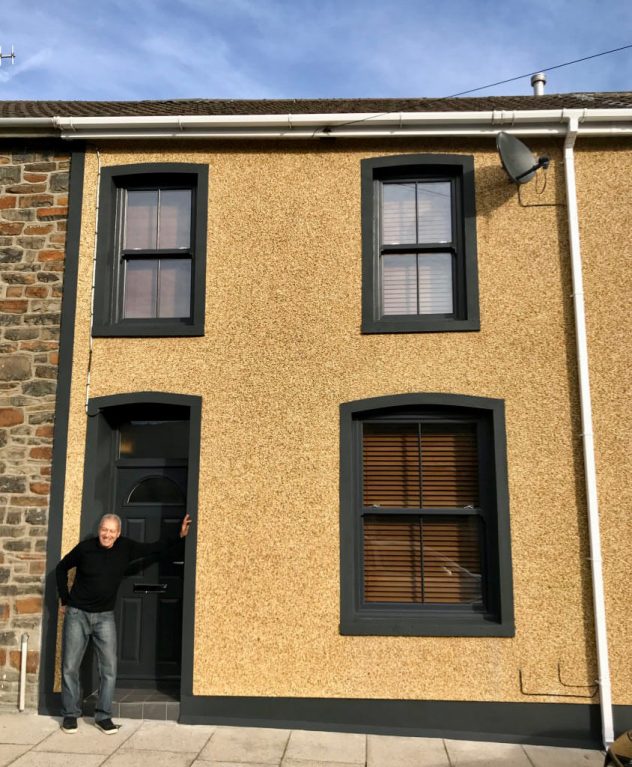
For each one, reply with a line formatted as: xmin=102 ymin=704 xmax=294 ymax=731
xmin=2 ymin=92 xmax=632 ymax=118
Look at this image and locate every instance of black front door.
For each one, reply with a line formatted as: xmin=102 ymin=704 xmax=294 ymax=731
xmin=115 ymin=465 xmax=187 ymax=682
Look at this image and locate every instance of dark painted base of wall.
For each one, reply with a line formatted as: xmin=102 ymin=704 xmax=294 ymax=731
xmin=179 ymin=696 xmax=603 ymax=748
xmin=42 ymin=690 xmax=632 ymax=749
xmin=40 ymin=692 xmax=60 ymax=717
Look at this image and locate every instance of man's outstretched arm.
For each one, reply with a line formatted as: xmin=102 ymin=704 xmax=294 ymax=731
xmin=128 ymin=513 xmax=193 ymax=561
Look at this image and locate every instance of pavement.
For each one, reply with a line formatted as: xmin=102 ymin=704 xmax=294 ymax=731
xmin=0 ymin=712 xmax=606 ymax=766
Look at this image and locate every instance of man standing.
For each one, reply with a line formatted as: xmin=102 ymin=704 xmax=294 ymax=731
xmin=56 ymin=512 xmax=192 ymax=734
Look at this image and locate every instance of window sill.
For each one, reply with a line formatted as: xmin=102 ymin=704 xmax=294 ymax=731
xmin=92 ymin=321 xmax=204 ymax=338
xmin=361 ymin=318 xmax=480 ymax=334
xmin=340 ymin=612 xmax=515 ymax=637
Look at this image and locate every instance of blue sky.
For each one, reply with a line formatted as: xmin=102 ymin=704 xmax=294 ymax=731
xmin=1 ymin=0 xmax=631 ymax=101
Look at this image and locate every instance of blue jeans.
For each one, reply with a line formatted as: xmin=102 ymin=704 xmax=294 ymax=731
xmin=61 ymin=607 xmax=117 ymax=722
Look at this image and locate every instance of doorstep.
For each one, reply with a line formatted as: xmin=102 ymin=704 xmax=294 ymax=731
xmin=83 ymin=685 xmax=180 ymax=721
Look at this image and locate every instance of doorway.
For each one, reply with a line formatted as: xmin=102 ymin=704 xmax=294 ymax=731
xmin=77 ymin=394 xmax=200 ymax=707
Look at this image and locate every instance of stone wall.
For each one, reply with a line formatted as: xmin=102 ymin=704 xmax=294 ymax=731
xmin=0 ymin=144 xmax=69 ymax=710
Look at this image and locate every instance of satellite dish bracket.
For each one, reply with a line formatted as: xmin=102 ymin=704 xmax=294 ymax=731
xmin=514 ymin=155 xmax=550 ymax=182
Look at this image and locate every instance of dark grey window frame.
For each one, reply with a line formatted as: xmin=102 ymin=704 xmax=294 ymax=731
xmin=339 ymin=393 xmax=514 ymax=637
xmin=361 ymin=155 xmax=479 ymax=334
xmin=92 ymin=163 xmax=208 ymax=337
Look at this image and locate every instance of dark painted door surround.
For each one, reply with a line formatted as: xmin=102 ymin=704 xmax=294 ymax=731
xmin=50 ymin=392 xmax=203 ymax=708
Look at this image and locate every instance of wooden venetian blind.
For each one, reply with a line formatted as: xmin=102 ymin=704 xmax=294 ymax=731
xmin=362 ymin=423 xmax=479 ymax=508
xmin=362 ymin=422 xmax=482 ymax=605
xmin=363 ymin=515 xmax=482 ymax=604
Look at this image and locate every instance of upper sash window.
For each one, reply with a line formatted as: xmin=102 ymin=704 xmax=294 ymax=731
xmin=361 ymin=155 xmax=479 ymax=334
xmin=93 ymin=163 xmax=208 ymax=337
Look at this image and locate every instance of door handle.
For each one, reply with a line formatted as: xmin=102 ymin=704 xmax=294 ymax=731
xmin=133 ymin=583 xmax=168 ymax=593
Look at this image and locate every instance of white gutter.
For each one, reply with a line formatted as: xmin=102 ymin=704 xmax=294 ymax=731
xmin=0 ymin=117 xmax=57 ymax=127
xmin=563 ymin=117 xmax=613 ymax=748
xmin=0 ymin=108 xmax=630 ymax=138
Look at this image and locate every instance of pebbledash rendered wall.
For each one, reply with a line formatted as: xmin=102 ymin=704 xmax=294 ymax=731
xmin=55 ymin=134 xmax=630 ymax=711
xmin=575 ymin=140 xmax=632 ymax=711
xmin=0 ymin=143 xmax=69 ymax=710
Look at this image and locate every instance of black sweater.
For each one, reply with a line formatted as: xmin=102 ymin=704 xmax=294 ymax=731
xmin=56 ymin=536 xmax=180 ymax=612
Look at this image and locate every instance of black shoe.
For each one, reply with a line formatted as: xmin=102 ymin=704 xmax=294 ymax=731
xmin=61 ymin=716 xmax=77 ymax=733
xmin=95 ymin=718 xmax=120 ymax=735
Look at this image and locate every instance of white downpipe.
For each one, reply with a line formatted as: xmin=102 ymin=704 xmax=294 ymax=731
xmin=564 ymin=117 xmax=614 ymax=747
xmin=18 ymin=632 xmax=28 ymax=711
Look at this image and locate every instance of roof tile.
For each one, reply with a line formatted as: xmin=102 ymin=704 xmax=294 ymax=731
xmin=1 ymin=93 xmax=632 ymax=119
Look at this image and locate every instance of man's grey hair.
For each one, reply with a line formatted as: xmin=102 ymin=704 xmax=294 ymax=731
xmin=99 ymin=513 xmax=122 ymax=531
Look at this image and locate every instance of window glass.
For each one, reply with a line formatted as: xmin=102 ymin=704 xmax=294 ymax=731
xmin=118 ymin=420 xmax=189 ymax=459
xmin=382 ymin=183 xmax=417 ymax=244
xmin=158 ymin=259 xmax=191 ymax=318
xmin=418 ymin=253 xmax=453 ymax=314
xmin=123 ymin=259 xmax=191 ymax=319
xmin=159 ymin=189 xmax=191 ymax=249
xmin=416 ymin=182 xmax=452 ymax=243
xmin=341 ymin=397 xmax=511 ymax=636
xmin=363 ymin=423 xmax=420 ymax=506
xmin=361 ymin=420 xmax=481 ymax=606
xmin=382 ymin=254 xmax=417 ymax=315
xmin=123 ymin=259 xmax=158 ymax=319
xmin=382 ymin=253 xmax=453 ymax=316
xmin=125 ymin=190 xmax=158 ymax=250
xmin=363 ymin=515 xmax=482 ymax=604
xmin=420 ymin=425 xmax=478 ymax=507
xmin=362 ymin=422 xmax=478 ymax=508
xmin=127 ymin=476 xmax=185 ymax=505
xmin=381 ymin=181 xmax=452 ymax=246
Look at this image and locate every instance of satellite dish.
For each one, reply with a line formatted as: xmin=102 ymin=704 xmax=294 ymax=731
xmin=497 ymin=132 xmax=550 ymax=185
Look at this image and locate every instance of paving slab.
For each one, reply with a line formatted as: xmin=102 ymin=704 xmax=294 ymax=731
xmin=445 ymin=738 xmax=533 ymax=766
xmin=103 ymin=749 xmax=198 ymax=767
xmin=367 ymin=734 xmax=450 ymax=766
xmin=122 ymin=719 xmax=215 ymax=752
xmin=0 ymin=712 xmax=59 ymax=744
xmin=193 ymin=763 xmax=281 ymax=767
xmin=198 ymin=725 xmax=290 ymax=763
xmin=0 ymin=744 xmax=32 ymax=766
xmin=33 ymin=717 xmax=142 ymax=754
xmin=523 ymin=744 xmax=605 ymax=766
xmin=8 ymin=752 xmax=107 ymax=767
xmin=282 ymin=760 xmax=364 ymax=767
xmin=284 ymin=730 xmax=366 ymax=765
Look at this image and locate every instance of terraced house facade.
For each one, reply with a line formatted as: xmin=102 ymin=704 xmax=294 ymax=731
xmin=0 ymin=93 xmax=630 ymax=748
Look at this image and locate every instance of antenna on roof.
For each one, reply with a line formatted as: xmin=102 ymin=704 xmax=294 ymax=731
xmin=0 ymin=45 xmax=16 ymax=66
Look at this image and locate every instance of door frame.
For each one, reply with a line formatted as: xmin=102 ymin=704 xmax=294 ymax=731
xmin=79 ymin=391 xmax=201 ymax=700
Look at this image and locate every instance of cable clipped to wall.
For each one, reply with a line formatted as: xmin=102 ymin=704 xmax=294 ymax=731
xmin=85 ymin=147 xmax=101 ymax=414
